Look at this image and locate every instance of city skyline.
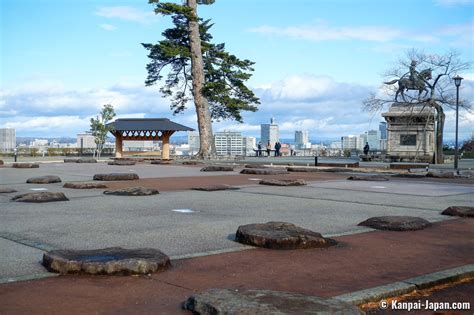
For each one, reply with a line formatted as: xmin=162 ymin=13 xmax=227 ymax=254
xmin=1 ymin=0 xmax=473 ymax=141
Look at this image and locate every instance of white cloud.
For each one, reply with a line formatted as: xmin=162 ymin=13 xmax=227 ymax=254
xmin=5 ymin=116 xmax=90 ymax=135
xmin=99 ymin=24 xmax=117 ymax=31
xmin=94 ymin=6 xmax=155 ymax=24
xmin=249 ymin=23 xmax=402 ymax=43
xmin=438 ymin=20 xmax=474 ymax=46
xmin=256 ymin=74 xmax=371 ymax=103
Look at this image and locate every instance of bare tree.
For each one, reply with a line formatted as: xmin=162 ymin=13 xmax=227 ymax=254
xmin=364 ymin=49 xmax=471 ymax=164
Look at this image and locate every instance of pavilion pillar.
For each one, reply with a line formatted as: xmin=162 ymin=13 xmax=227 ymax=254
xmin=162 ymin=134 xmax=170 ymax=160
xmin=115 ymin=133 xmax=123 ymax=158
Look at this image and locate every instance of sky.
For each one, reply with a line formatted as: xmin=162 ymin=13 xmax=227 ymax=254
xmin=1 ymin=0 xmax=473 ymax=142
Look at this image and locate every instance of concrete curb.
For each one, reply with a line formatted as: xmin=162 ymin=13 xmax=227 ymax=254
xmin=333 ymin=264 xmax=474 ymax=305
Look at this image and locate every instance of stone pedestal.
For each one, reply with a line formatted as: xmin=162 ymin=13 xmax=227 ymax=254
xmin=382 ymin=103 xmax=435 ymax=162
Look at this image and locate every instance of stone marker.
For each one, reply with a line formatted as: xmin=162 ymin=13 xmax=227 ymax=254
xmin=191 ymin=184 xmax=239 ymax=191
xmin=103 ymin=186 xmax=159 ymax=196
xmin=93 ymin=173 xmax=139 ymax=181
xmin=358 ymin=216 xmax=432 ymax=231
xmin=64 ymin=158 xmax=80 ymax=163
xmin=235 ymin=222 xmax=336 ymax=249
xmin=107 ymin=160 xmax=136 ymax=166
xmin=441 ymin=206 xmax=474 ymax=218
xmin=200 ymin=165 xmax=234 ymax=172
xmin=259 ymin=179 xmax=307 ymax=186
xmin=26 ymin=175 xmax=62 ymax=184
xmin=0 ymin=188 xmax=17 ymax=193
xmin=42 ymin=247 xmax=171 ymax=275
xmin=76 ymin=158 xmax=97 ymax=163
xmin=287 ymin=167 xmax=319 ymax=172
xmin=63 ymin=182 xmax=108 ymax=189
xmin=11 ymin=192 xmax=69 ymax=203
xmin=183 ymin=289 xmax=362 ymax=315
xmin=12 ymin=163 xmax=39 ymax=168
xmin=240 ymin=168 xmax=288 ymax=175
xmin=347 ymin=175 xmax=389 ymax=181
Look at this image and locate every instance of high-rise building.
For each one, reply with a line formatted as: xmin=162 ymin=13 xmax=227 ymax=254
xmin=261 ymin=117 xmax=279 ymax=148
xmin=214 ymin=131 xmax=243 ymax=156
xmin=0 ymin=128 xmax=16 ymax=152
xmin=366 ymin=130 xmax=381 ymax=150
xmin=294 ymin=130 xmax=309 ymax=149
xmin=187 ymin=131 xmax=200 ymax=153
xmin=379 ymin=122 xmax=387 ymax=140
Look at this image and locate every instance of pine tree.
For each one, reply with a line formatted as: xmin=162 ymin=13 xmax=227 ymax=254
xmin=143 ymin=0 xmax=259 ymax=158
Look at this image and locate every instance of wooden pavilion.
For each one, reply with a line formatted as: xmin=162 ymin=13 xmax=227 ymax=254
xmin=107 ymin=118 xmax=194 ymax=159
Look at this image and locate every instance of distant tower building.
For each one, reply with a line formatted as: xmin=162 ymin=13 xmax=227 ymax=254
xmin=187 ymin=131 xmax=200 ymax=154
xmin=294 ymin=130 xmax=309 ymax=149
xmin=379 ymin=122 xmax=387 ymax=140
xmin=214 ymin=131 xmax=243 ymax=156
xmin=261 ymin=117 xmax=279 ymax=148
xmin=0 ymin=128 xmax=16 ymax=152
xmin=366 ymin=130 xmax=381 ymax=150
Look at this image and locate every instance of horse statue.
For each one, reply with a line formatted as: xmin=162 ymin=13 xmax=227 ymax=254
xmin=384 ymin=68 xmax=432 ymax=102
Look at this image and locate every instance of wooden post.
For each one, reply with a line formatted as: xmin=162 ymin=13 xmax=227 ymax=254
xmin=115 ymin=133 xmax=123 ymax=158
xmin=162 ymin=133 xmax=170 ymax=160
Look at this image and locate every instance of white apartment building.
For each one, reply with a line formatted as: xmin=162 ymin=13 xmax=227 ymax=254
xmin=214 ymin=131 xmax=243 ymax=156
xmin=295 ymin=130 xmax=309 ymax=149
xmin=77 ymin=133 xmax=96 ymax=149
xmin=341 ymin=135 xmax=359 ymax=151
xmin=0 ymin=128 xmax=16 ymax=152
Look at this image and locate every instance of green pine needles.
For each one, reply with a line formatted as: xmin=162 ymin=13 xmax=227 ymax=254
xmin=143 ymin=1 xmax=259 ymax=123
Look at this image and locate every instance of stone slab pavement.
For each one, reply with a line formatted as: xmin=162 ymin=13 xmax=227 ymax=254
xmin=0 ymin=163 xmax=473 ymax=313
xmin=0 ymin=219 xmax=472 ymax=314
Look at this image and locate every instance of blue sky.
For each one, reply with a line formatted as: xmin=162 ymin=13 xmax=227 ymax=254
xmin=1 ymin=0 xmax=473 ymax=141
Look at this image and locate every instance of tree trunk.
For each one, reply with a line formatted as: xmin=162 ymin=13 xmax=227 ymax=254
xmin=187 ymin=0 xmax=214 ymax=159
xmin=428 ymin=100 xmax=445 ymax=164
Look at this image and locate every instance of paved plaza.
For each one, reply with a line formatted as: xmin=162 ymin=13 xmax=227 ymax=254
xmin=0 ymin=161 xmax=473 ymax=313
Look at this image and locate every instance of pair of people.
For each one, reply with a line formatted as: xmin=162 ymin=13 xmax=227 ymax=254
xmin=274 ymin=141 xmax=281 ymax=157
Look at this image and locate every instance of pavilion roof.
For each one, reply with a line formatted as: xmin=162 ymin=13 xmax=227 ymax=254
xmin=107 ymin=118 xmax=194 ymax=132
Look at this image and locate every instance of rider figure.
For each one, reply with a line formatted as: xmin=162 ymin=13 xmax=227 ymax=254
xmin=409 ymin=60 xmax=419 ymax=86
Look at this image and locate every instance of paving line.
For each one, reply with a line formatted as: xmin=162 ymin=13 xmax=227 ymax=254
xmin=233 ymin=189 xmax=453 ymax=213
xmin=0 ymin=232 xmax=57 ymax=252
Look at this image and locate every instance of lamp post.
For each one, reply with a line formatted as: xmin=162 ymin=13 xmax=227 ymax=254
xmin=453 ymin=75 xmax=463 ymax=172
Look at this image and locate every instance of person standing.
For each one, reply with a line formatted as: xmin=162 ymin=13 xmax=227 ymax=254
xmin=363 ymin=142 xmax=370 ymax=155
xmin=275 ymin=141 xmax=281 ymax=157
xmin=257 ymin=141 xmax=262 ymax=157
xmin=266 ymin=141 xmax=272 ymax=157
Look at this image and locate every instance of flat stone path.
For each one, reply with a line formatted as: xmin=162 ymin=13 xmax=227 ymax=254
xmin=0 ymin=219 xmax=472 ymax=314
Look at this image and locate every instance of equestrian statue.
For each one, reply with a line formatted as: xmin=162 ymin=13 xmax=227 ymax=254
xmin=384 ymin=60 xmax=432 ymax=102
